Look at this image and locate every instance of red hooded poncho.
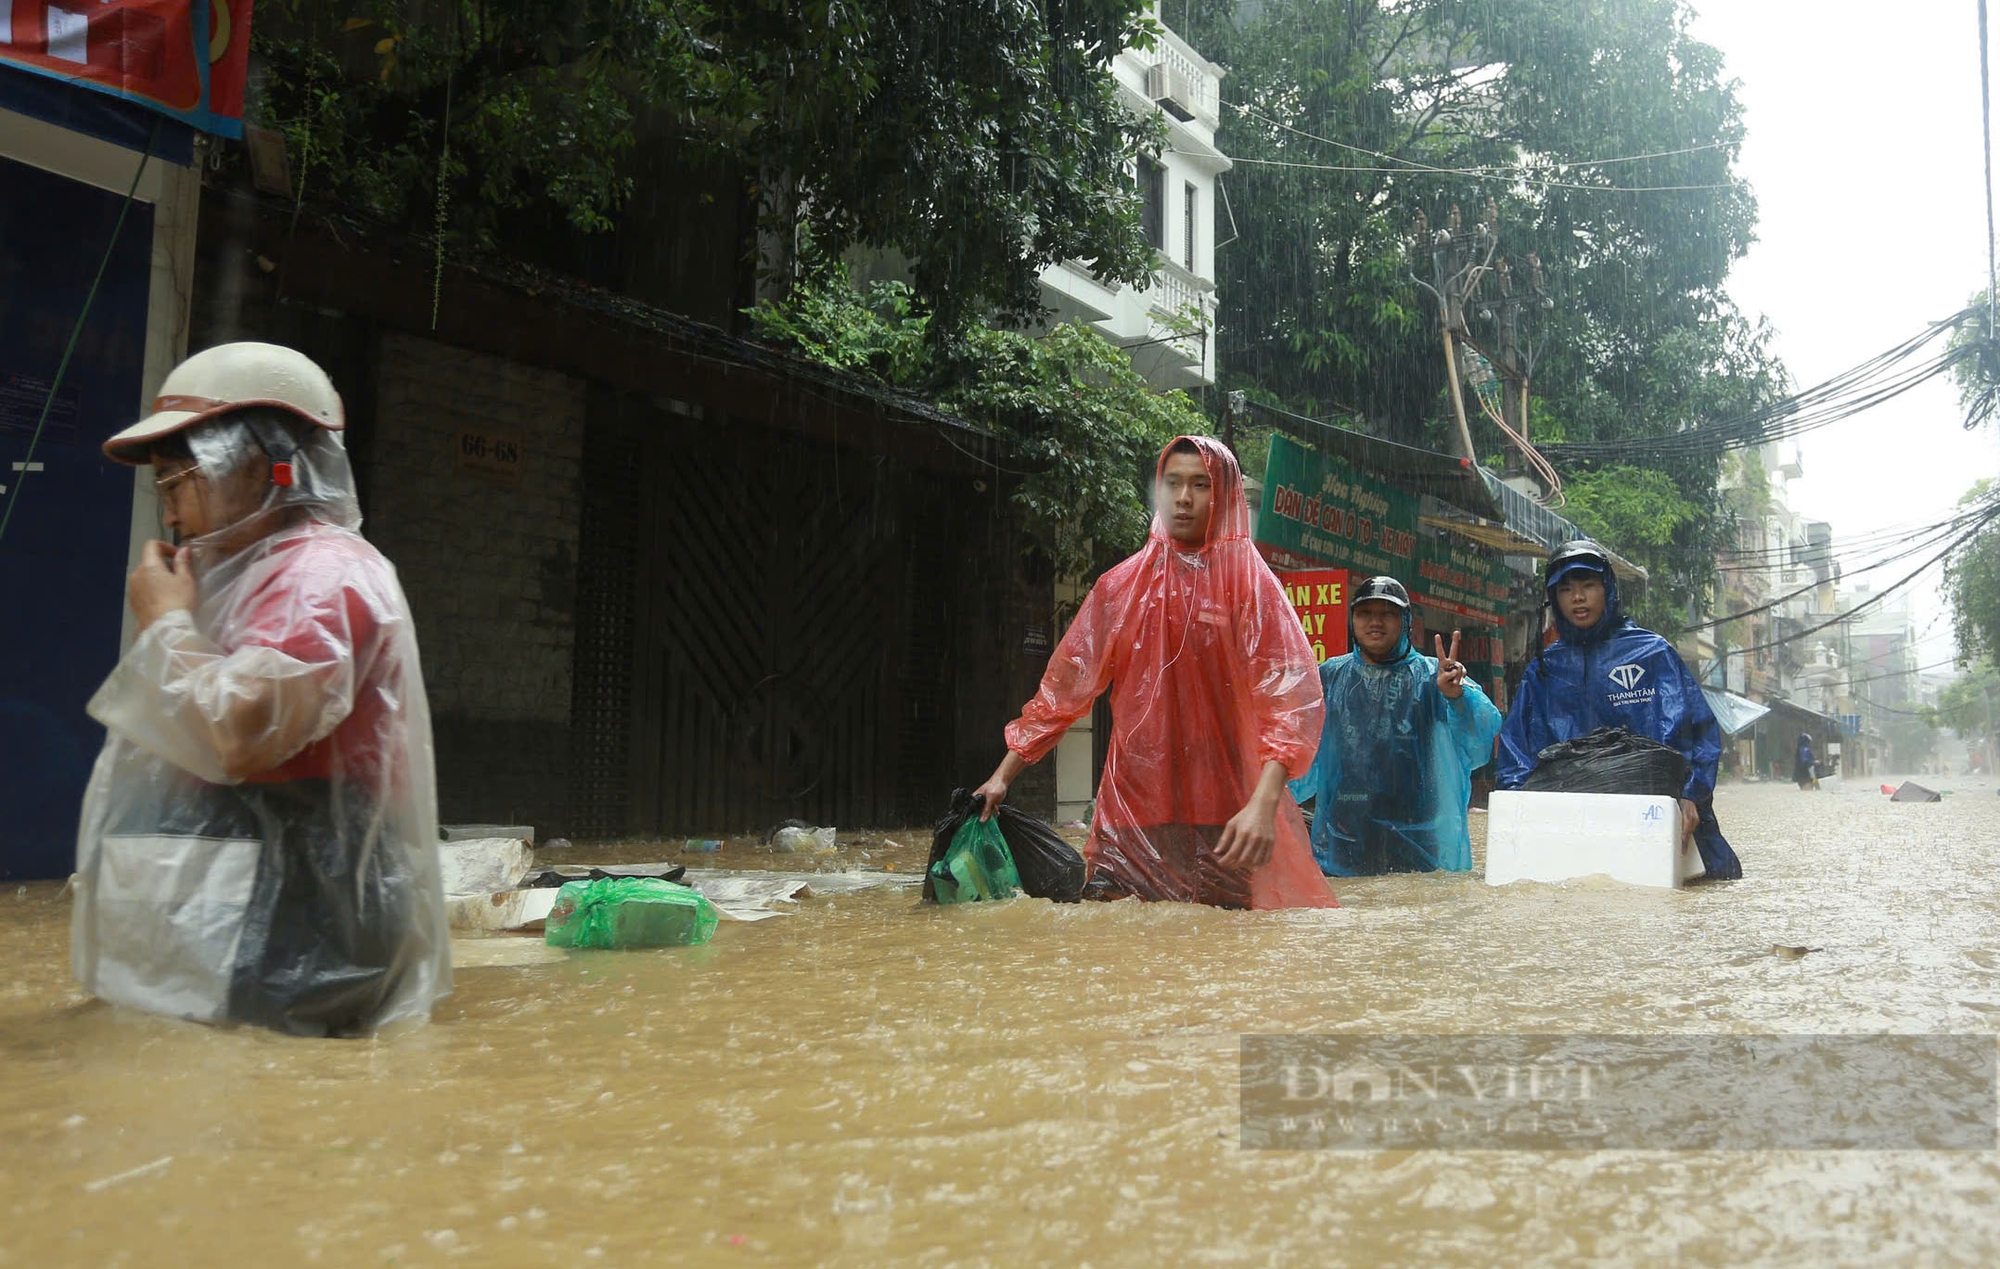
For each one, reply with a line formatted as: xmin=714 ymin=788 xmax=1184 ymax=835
xmin=1005 ymin=436 xmax=1335 ymax=909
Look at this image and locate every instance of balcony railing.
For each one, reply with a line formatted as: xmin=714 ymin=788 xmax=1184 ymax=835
xmin=1146 ymin=258 xmax=1214 ymax=322
xmin=1148 ymin=42 xmax=1220 ymax=127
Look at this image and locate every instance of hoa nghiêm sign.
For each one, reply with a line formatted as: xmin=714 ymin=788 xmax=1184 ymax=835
xmin=1411 ymin=540 xmax=1507 ymax=628
xmin=1279 ymin=569 xmax=1348 ymax=664
xmin=1 ymin=1 xmax=254 ymax=137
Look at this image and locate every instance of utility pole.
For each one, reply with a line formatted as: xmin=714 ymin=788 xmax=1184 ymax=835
xmin=1481 ymin=252 xmax=1551 ymax=478
xmin=1410 ymin=202 xmax=1497 ymax=463
xmin=1410 ymin=205 xmax=1555 ymax=485
xmin=1220 ymin=389 xmax=1247 ymax=457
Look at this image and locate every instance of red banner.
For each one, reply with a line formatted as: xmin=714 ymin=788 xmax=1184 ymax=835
xmin=1 ymin=0 xmax=252 ymax=137
xmin=1279 ymin=568 xmax=1348 ymax=665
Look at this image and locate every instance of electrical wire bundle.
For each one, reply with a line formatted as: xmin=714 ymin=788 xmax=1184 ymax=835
xmin=1695 ymin=494 xmax=2000 ymax=657
xmin=1715 ymin=487 xmax=2000 ymax=584
xmin=1542 ymin=310 xmax=1983 ymax=464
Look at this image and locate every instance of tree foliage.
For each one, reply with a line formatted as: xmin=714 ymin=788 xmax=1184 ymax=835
xmin=251 ymin=0 xmax=1164 ymax=336
xmin=1178 ymin=0 xmax=1786 ymax=621
xmin=748 ymin=270 xmax=1207 ymax=577
xmin=1930 ymin=662 xmax=2000 ymax=738
xmin=1949 ymin=287 xmax=2000 ymax=430
xmin=1944 ymin=480 xmax=2000 ymax=663
xmin=1557 ymin=465 xmax=1702 ymax=631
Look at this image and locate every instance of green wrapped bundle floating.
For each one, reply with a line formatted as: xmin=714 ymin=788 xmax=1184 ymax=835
xmin=927 ymin=816 xmax=1022 ymax=904
xmin=544 ymin=878 xmax=720 ymax=948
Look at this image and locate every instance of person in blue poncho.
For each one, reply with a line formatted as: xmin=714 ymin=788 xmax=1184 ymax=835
xmin=1793 ymin=733 xmax=1820 ymax=790
xmin=1497 ymin=540 xmax=1743 ymax=881
xmin=1289 ymin=576 xmax=1504 ymax=875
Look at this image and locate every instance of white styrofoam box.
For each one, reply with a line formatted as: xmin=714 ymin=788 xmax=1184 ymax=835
xmin=445 ymin=886 xmax=559 ymax=934
xmin=437 ymin=837 xmax=535 ymax=896
xmin=1485 ymin=790 xmax=1697 ymax=890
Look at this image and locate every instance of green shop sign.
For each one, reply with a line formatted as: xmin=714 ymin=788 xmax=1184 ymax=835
xmin=1258 ymin=434 xmax=1507 ymax=628
xmin=1257 ymin=434 xmax=1419 ymax=578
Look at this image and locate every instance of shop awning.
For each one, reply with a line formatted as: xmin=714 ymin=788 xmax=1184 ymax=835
xmin=1246 ymin=401 xmax=1502 ymax=516
xmin=1757 ymin=694 xmax=1851 ymax=739
xmin=1701 ymin=687 xmax=1771 ymax=737
xmin=1420 ymin=498 xmax=1649 ymax=585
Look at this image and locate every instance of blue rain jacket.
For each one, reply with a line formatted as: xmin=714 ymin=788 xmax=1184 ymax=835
xmin=1496 ymin=567 xmax=1742 ymax=880
xmin=1288 ymin=607 xmax=1503 ymax=875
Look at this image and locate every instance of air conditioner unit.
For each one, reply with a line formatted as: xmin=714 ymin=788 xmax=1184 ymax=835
xmin=1146 ymin=62 xmax=1198 ymax=122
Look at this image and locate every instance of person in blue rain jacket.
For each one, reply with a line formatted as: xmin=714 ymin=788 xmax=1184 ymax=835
xmin=1793 ymin=732 xmax=1820 ymax=790
xmin=1496 ymin=539 xmax=1743 ymax=881
xmin=1289 ymin=576 xmax=1503 ymax=875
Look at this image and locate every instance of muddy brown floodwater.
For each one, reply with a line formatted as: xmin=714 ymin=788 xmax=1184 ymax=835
xmin=5 ymin=779 xmax=2000 ymax=1266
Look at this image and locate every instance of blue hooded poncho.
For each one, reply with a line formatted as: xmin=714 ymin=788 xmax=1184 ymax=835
xmin=1288 ymin=599 xmax=1503 ymax=875
xmin=1496 ymin=557 xmax=1743 ymax=880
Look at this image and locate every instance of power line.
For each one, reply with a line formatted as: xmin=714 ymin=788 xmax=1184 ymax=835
xmin=1858 ymin=700 xmax=1937 ymax=720
xmin=1693 ymin=515 xmax=1981 ymax=631
xmin=1223 ymin=154 xmax=1738 ymax=194
xmin=1713 ymin=497 xmax=2000 ymax=591
xmin=1712 ymin=500 xmax=2000 ymax=659
xmin=1981 ymin=0 xmax=1998 ymax=348
xmin=1724 ymin=661 xmax=1969 ymax=726
xmin=1715 ymin=490 xmax=2000 ymax=562
xmin=1841 ymin=656 xmax=1969 ymax=691
xmin=1221 ymin=101 xmax=1733 ymax=188
xmin=1718 ymin=520 xmax=1988 ymax=575
xmin=1542 ymin=311 xmax=1978 ymax=463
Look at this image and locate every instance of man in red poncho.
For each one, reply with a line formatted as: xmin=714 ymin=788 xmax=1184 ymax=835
xmin=973 ymin=436 xmax=1335 ymax=910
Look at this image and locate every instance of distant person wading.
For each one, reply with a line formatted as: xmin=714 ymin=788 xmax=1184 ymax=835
xmin=1795 ymin=733 xmax=1821 ymax=790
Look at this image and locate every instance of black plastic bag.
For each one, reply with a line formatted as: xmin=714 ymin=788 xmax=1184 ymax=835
xmin=924 ymin=789 xmax=1087 ymax=904
xmin=523 ymin=865 xmax=687 ymax=889
xmin=1520 ymin=727 xmax=1688 ymax=799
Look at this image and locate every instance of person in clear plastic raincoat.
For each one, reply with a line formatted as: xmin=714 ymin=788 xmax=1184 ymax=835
xmin=72 ymin=342 xmax=450 ymax=1036
xmin=1288 ymin=576 xmax=1503 ymax=876
xmin=972 ymin=436 xmax=1334 ymax=910
xmin=1496 ymin=539 xmax=1743 ymax=881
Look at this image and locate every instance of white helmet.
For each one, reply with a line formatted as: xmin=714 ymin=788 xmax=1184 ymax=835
xmin=104 ymin=341 xmax=344 ymax=465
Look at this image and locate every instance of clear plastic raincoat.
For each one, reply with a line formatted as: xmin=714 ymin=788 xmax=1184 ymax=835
xmin=1003 ymin=436 xmax=1334 ymax=909
xmin=73 ymin=414 xmax=450 ymax=1035
xmin=1288 ymin=601 xmax=1503 ymax=875
xmin=1496 ymin=559 xmax=1742 ymax=880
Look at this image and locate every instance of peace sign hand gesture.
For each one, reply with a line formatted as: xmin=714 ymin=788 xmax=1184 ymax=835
xmin=1433 ymin=632 xmax=1466 ymax=700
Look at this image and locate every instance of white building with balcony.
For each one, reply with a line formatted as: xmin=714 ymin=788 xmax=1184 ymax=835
xmin=1039 ymin=10 xmax=1230 ymax=392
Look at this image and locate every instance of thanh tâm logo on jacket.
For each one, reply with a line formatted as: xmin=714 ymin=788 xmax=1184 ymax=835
xmin=1607 ymin=663 xmax=1647 ymax=691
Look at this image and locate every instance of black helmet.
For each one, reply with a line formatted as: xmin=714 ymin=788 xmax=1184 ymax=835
xmin=1352 ymin=575 xmax=1411 ymax=610
xmin=1544 ymin=539 xmax=1612 ymax=590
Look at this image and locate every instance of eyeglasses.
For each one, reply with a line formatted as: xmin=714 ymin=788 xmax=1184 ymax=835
xmin=153 ymin=464 xmax=203 ymax=494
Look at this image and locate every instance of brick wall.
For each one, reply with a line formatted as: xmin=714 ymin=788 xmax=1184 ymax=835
xmin=365 ymin=332 xmax=585 ymax=830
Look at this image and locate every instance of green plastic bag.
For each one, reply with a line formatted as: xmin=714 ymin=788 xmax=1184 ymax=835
xmin=544 ymin=877 xmax=720 ymax=948
xmin=927 ymin=815 xmax=1022 ymax=904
